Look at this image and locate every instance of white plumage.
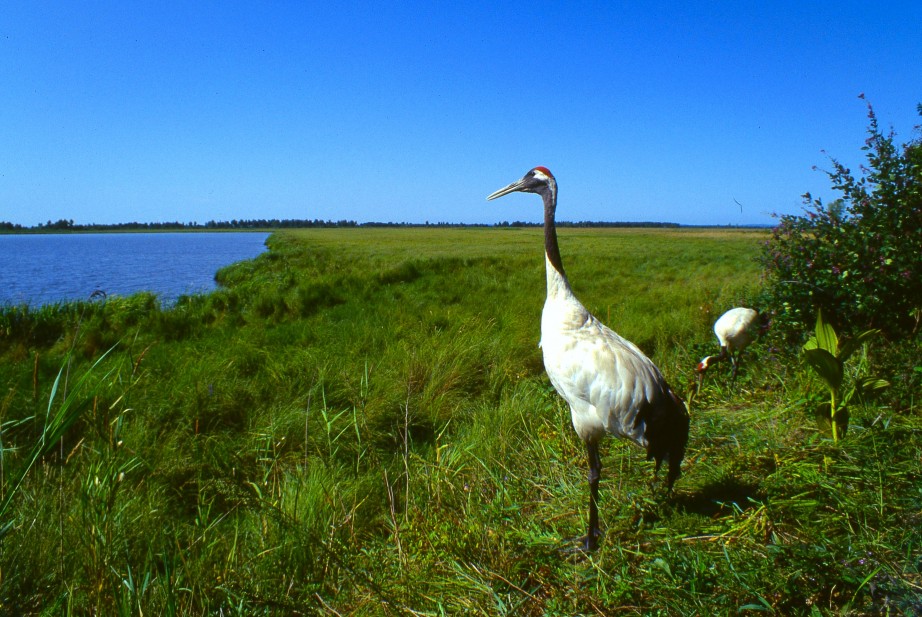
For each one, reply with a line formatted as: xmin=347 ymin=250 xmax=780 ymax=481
xmin=696 ymin=307 xmax=762 ymax=381
xmin=488 ymin=166 xmax=689 ymax=551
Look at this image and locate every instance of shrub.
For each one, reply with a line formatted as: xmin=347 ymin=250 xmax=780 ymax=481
xmin=760 ymin=97 xmax=922 ymax=340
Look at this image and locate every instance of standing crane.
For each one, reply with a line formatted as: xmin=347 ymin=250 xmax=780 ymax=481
xmin=487 ymin=166 xmax=689 ymax=551
xmin=695 ymin=307 xmax=763 ymax=389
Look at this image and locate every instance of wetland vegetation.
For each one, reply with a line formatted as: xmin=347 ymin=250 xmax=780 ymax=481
xmin=1 ymin=225 xmax=920 ymax=615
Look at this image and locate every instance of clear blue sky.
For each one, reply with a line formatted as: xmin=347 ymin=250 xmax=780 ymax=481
xmin=2 ymin=2 xmax=920 ymax=227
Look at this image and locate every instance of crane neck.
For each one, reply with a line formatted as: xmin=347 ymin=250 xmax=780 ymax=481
xmin=543 ymin=187 xmax=571 ymax=297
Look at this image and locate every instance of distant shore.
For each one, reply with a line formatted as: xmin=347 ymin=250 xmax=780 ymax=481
xmin=1 ymin=219 xmax=772 ymax=234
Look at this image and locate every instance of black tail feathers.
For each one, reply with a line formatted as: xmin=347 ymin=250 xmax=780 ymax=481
xmin=644 ymin=387 xmax=690 ymax=488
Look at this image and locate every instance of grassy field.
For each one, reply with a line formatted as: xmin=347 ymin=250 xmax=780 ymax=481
xmin=1 ymin=227 xmax=920 ymax=615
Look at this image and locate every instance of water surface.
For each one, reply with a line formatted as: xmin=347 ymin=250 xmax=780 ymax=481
xmin=0 ymin=232 xmax=269 ymax=307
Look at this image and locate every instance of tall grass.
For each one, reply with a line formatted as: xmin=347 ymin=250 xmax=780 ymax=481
xmin=1 ymin=227 xmax=919 ymax=615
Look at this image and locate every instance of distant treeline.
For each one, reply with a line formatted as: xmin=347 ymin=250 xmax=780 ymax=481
xmin=1 ymin=218 xmax=684 ymax=232
xmin=0 ymin=218 xmax=360 ymax=232
xmin=495 ymin=220 xmax=680 ymax=228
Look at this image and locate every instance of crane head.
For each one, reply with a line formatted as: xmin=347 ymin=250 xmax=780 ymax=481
xmin=695 ymin=355 xmax=720 ymax=392
xmin=486 ymin=166 xmax=556 ymax=200
xmin=696 ymin=355 xmax=719 ymax=373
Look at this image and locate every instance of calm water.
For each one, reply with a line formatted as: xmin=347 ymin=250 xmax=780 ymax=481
xmin=0 ymin=232 xmax=269 ymax=307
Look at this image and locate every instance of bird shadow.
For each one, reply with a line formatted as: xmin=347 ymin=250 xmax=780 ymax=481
xmin=548 ymin=478 xmax=764 ymax=559
xmin=671 ymin=476 xmax=763 ymax=518
xmin=609 ymin=476 xmax=763 ymax=535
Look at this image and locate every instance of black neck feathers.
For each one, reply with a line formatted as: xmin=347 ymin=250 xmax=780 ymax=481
xmin=543 ymin=189 xmax=566 ymax=277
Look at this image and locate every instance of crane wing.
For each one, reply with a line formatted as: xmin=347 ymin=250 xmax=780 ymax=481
xmin=541 ymin=302 xmax=677 ymax=446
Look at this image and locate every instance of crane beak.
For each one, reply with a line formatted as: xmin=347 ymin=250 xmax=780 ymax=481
xmin=486 ymin=178 xmax=528 ymax=201
xmin=694 ymin=358 xmax=709 ymax=394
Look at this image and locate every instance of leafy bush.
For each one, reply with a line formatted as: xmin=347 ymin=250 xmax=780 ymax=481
xmin=760 ymin=97 xmax=922 ymax=340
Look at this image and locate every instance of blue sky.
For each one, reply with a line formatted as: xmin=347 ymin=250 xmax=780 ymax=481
xmin=1 ymin=2 xmax=920 ymax=227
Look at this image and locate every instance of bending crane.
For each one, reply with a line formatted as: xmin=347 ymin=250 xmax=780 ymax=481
xmin=696 ymin=307 xmax=764 ymax=388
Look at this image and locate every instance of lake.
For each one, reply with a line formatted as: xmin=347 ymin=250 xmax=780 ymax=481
xmin=0 ymin=232 xmax=270 ymax=307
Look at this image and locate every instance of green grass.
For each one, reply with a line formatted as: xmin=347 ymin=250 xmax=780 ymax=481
xmin=1 ymin=227 xmax=920 ymax=615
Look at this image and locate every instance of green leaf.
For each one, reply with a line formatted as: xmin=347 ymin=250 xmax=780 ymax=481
xmin=857 ymin=376 xmax=890 ymax=394
xmin=804 ymin=348 xmax=843 ymax=393
xmin=813 ymin=310 xmax=839 ymax=354
xmin=837 ymin=329 xmax=881 ymax=362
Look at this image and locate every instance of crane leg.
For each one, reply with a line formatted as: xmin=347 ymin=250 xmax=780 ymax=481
xmin=585 ymin=440 xmax=602 ymax=551
xmin=560 ymin=440 xmax=603 ymax=554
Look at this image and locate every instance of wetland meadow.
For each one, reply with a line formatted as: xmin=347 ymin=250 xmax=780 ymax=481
xmin=1 ymin=227 xmax=920 ymax=615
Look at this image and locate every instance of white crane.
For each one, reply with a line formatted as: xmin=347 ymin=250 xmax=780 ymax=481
xmin=487 ymin=166 xmax=689 ymax=551
xmin=695 ymin=307 xmax=763 ymax=387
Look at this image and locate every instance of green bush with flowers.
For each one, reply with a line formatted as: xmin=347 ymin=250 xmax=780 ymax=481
xmin=760 ymin=96 xmax=922 ymax=341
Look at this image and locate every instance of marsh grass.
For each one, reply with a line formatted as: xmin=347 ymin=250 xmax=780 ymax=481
xmin=1 ymin=227 xmax=920 ymax=615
